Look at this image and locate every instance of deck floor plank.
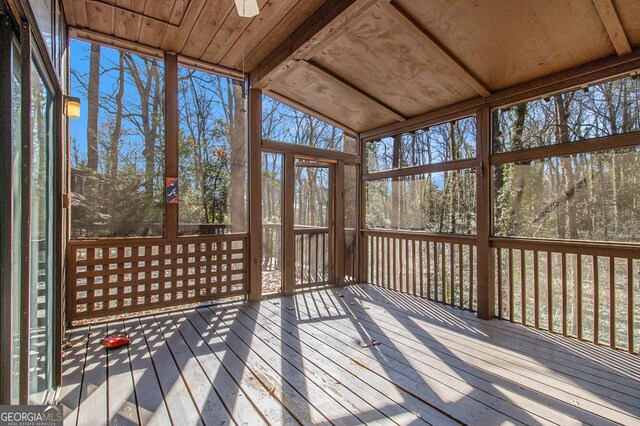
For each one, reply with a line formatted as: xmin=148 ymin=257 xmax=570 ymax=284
xmin=59 ymin=285 xmax=640 ymax=426
xmin=194 ymin=306 xmax=331 ymax=425
xmin=211 ymin=304 xmax=416 ymax=426
xmin=138 ymin=316 xmax=203 ymax=426
xmin=153 ymin=314 xmax=235 ymax=426
xmin=223 ymin=303 xmax=445 ymax=425
xmin=124 ymin=318 xmax=172 ymax=426
xmin=106 ymin=321 xmax=139 ymax=425
xmin=256 ymin=295 xmax=552 ymax=426
xmin=351 ymin=285 xmax=640 ymax=384
xmin=337 ymin=287 xmax=640 ymax=407
xmin=58 ymin=326 xmax=90 ymax=425
xmin=181 ymin=309 xmax=299 ymax=425
xmin=299 ymin=289 xmax=628 ymax=425
xmin=76 ymin=324 xmax=108 ymax=426
xmin=208 ymin=305 xmax=367 ymax=426
xmin=166 ymin=311 xmax=268 ymax=426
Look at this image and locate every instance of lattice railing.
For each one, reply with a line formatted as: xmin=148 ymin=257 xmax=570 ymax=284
xmin=66 ymin=234 xmax=248 ymax=323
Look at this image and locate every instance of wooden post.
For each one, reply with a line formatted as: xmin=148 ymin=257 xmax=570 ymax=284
xmin=282 ymin=154 xmax=295 ymax=294
xmin=0 ymin=13 xmax=14 ymax=403
xmin=164 ymin=52 xmax=178 ymax=239
xmin=248 ymin=88 xmax=263 ymax=301
xmin=358 ymin=134 xmax=367 ymax=283
xmin=476 ymin=106 xmax=495 ymax=320
xmin=335 ymin=161 xmax=345 ymax=285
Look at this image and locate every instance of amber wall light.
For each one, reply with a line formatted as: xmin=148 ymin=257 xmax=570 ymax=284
xmin=64 ymin=96 xmax=81 ymax=119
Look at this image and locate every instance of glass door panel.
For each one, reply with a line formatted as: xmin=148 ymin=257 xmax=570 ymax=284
xmin=9 ymin=38 xmax=23 ymax=405
xmin=28 ymin=61 xmax=54 ymax=404
xmin=294 ymin=161 xmax=330 ymax=287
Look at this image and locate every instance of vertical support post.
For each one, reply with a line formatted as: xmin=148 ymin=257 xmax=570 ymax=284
xmin=248 ymin=88 xmax=263 ymax=301
xmin=327 ymin=164 xmax=336 ymax=284
xmin=335 ymin=160 xmax=345 ymax=285
xmin=0 ymin=12 xmax=14 ymax=404
xmin=476 ymin=105 xmax=495 ymax=320
xmin=53 ymin=50 xmax=64 ymax=392
xmin=282 ymin=154 xmax=295 ymax=294
xmin=358 ymin=134 xmax=367 ymax=283
xmin=164 ymin=52 xmax=178 ymax=239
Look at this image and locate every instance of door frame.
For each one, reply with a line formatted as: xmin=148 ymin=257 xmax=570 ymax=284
xmin=282 ymin=155 xmax=341 ymax=294
xmin=263 ymin=149 xmax=345 ymax=295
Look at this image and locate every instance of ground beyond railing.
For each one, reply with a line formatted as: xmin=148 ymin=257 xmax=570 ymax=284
xmin=365 ymin=230 xmax=477 ymax=312
xmin=492 ymin=237 xmax=639 ymax=354
xmin=66 ymin=234 xmax=248 ymax=323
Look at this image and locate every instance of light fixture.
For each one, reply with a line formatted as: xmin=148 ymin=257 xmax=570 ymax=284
xmin=64 ymin=96 xmax=81 ymax=119
xmin=234 ymin=0 xmax=259 ymax=17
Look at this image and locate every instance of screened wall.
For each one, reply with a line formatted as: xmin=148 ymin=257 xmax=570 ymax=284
xmin=362 ymin=72 xmax=640 ymax=353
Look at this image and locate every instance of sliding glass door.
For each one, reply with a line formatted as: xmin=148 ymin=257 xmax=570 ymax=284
xmin=1 ymin=0 xmax=62 ymax=405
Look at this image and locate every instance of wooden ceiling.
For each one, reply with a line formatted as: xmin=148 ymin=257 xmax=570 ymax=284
xmin=61 ymin=0 xmax=326 ymax=75
xmin=62 ymin=0 xmax=640 ymax=135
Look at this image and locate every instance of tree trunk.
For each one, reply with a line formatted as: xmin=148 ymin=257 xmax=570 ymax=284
xmin=107 ymin=51 xmax=125 ymax=217
xmin=230 ymin=80 xmax=246 ymax=233
xmin=391 ymin=135 xmax=401 ymax=228
xmin=554 ymin=95 xmax=578 ymax=239
xmin=507 ymin=103 xmax=528 ymax=234
xmin=87 ymin=44 xmax=101 ymax=172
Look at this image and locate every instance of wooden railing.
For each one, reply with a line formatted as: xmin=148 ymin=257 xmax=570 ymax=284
xmin=295 ymin=226 xmax=330 ymax=288
xmin=365 ymin=230 xmax=477 ymax=311
xmin=66 ymin=234 xmax=248 ymax=323
xmin=492 ymin=238 xmax=639 ymax=353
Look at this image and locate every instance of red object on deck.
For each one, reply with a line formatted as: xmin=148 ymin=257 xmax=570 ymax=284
xmin=102 ymin=334 xmax=130 ymax=348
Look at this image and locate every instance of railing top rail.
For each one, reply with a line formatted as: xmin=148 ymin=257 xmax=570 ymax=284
xmin=363 ymin=229 xmax=477 ymax=244
xmin=69 ymin=233 xmax=249 ymax=248
xmin=490 ymin=236 xmax=640 ymax=258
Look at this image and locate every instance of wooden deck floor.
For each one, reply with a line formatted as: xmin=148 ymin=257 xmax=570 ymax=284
xmin=56 ymin=284 xmax=640 ymax=426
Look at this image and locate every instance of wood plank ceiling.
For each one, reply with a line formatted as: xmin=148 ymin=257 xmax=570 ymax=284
xmin=61 ymin=0 xmax=326 ymax=75
xmin=62 ymin=0 xmax=640 ymax=134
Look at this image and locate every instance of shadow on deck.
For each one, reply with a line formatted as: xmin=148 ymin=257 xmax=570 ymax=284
xmin=56 ymin=284 xmax=640 ymax=425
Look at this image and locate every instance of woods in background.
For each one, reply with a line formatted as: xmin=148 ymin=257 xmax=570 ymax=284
xmin=366 ymin=118 xmax=477 ymax=234
xmin=70 ymin=40 xmax=246 ymax=238
xmin=493 ymin=76 xmax=640 ymax=243
xmin=70 ymin=41 xmax=165 ymax=237
xmin=365 ymin=76 xmax=640 ymax=244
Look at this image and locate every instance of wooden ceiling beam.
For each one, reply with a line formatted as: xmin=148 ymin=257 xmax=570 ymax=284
xmin=250 ymin=0 xmax=379 ymax=89
xmin=592 ymin=0 xmax=631 ymax=56
xmin=303 ymin=60 xmax=407 ymax=122
xmin=377 ymin=0 xmax=491 ymax=98
xmin=264 ymin=90 xmax=358 ymax=136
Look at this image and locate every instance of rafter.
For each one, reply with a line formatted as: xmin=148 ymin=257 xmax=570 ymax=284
xmin=592 ymin=0 xmax=631 ymax=56
xmin=377 ymin=0 xmax=491 ymax=98
xmin=250 ymin=0 xmax=379 ymax=89
xmin=303 ymin=60 xmax=407 ymax=122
